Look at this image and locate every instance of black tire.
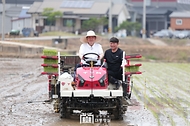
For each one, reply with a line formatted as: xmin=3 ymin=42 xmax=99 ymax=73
xmin=49 ymin=82 xmax=60 ymax=99
xmin=113 ymin=97 xmax=123 ymax=120
xmin=60 ymin=98 xmax=71 ymax=119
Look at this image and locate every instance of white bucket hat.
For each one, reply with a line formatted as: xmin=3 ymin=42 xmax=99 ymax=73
xmin=80 ymin=30 xmax=102 ymax=43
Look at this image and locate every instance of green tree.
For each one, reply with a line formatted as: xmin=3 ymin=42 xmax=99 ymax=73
xmin=42 ymin=8 xmax=62 ymax=31
xmin=98 ymin=17 xmax=108 ymax=26
xmin=114 ymin=20 xmax=141 ymax=36
xmin=81 ymin=17 xmax=108 ymax=32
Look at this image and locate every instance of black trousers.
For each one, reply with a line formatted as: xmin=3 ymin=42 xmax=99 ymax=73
xmin=107 ymin=69 xmax=122 ymax=84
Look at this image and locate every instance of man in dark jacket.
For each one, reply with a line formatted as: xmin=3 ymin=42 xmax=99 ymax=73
xmin=104 ymin=37 xmax=123 ymax=89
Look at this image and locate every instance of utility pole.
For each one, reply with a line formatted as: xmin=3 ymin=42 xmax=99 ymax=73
xmin=1 ymin=0 xmax=5 ymax=41
xmin=142 ymin=0 xmax=146 ymax=39
xmin=108 ymin=0 xmax=112 ymax=38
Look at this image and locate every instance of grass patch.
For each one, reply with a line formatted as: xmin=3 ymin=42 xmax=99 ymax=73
xmin=125 ymin=66 xmax=140 ymax=72
xmin=40 ymin=31 xmax=76 ymax=36
xmin=161 ymin=38 xmax=189 ymax=46
xmin=43 ymin=49 xmax=57 ymax=56
xmin=42 ymin=49 xmax=58 ymax=73
xmin=146 ymin=55 xmax=158 ymax=60
xmin=177 ymin=51 xmax=188 ymax=60
xmin=43 ymin=67 xmax=58 ymax=73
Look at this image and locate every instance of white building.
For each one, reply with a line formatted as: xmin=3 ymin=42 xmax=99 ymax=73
xmin=0 ymin=3 xmax=32 ymax=34
xmin=27 ymin=0 xmax=130 ymax=33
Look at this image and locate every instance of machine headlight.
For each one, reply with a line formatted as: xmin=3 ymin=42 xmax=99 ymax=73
xmin=78 ymin=75 xmax=85 ymax=87
xmin=98 ymin=75 xmax=106 ymax=87
xmin=80 ymin=79 xmax=84 ymax=83
xmin=99 ymin=79 xmax=103 ymax=83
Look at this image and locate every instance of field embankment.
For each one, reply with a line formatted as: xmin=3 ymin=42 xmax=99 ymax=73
xmin=1 ymin=37 xmax=190 ymax=63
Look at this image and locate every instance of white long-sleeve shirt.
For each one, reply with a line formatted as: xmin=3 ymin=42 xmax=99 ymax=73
xmin=79 ymin=43 xmax=104 ymax=65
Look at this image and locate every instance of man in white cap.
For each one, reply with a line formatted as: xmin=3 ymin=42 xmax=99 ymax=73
xmin=72 ymin=30 xmax=104 ymax=86
xmin=79 ymin=30 xmax=104 ymax=65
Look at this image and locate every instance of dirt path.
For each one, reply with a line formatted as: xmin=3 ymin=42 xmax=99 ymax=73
xmin=147 ymin=38 xmax=168 ymax=46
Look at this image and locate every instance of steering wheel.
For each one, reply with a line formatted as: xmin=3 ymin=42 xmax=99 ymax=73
xmin=82 ymin=53 xmax=100 ymax=65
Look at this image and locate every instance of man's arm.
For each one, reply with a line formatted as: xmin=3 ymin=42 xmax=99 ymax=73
xmin=78 ymin=44 xmax=84 ymax=59
xmin=99 ymin=53 xmax=104 ymax=60
xmin=99 ymin=44 xmax=104 ymax=59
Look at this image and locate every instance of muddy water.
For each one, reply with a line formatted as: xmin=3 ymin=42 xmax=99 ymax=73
xmin=0 ymin=58 xmax=156 ymax=126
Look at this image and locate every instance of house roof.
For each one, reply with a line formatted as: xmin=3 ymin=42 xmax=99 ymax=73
xmin=130 ymin=0 xmax=190 ymax=18
xmin=5 ymin=6 xmax=23 ymax=17
xmin=4 ymin=6 xmax=31 ymax=18
xmin=27 ymin=2 xmax=43 ymax=13
xmin=0 ymin=0 xmax=43 ymax=4
xmin=133 ymin=7 xmax=176 ymax=15
xmin=130 ymin=1 xmax=177 ymax=7
xmin=112 ymin=4 xmax=126 ymax=15
xmin=176 ymin=3 xmax=190 ymax=11
xmin=27 ymin=0 xmax=129 ymax=17
xmin=19 ymin=8 xmax=31 ymax=18
xmin=170 ymin=11 xmax=190 ymax=18
xmin=59 ymin=2 xmax=109 ymax=15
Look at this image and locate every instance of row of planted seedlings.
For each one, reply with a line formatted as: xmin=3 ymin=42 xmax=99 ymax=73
xmin=133 ymin=62 xmax=190 ymax=126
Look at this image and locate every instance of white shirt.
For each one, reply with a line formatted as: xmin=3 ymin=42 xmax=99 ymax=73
xmin=79 ymin=43 xmax=103 ymax=65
